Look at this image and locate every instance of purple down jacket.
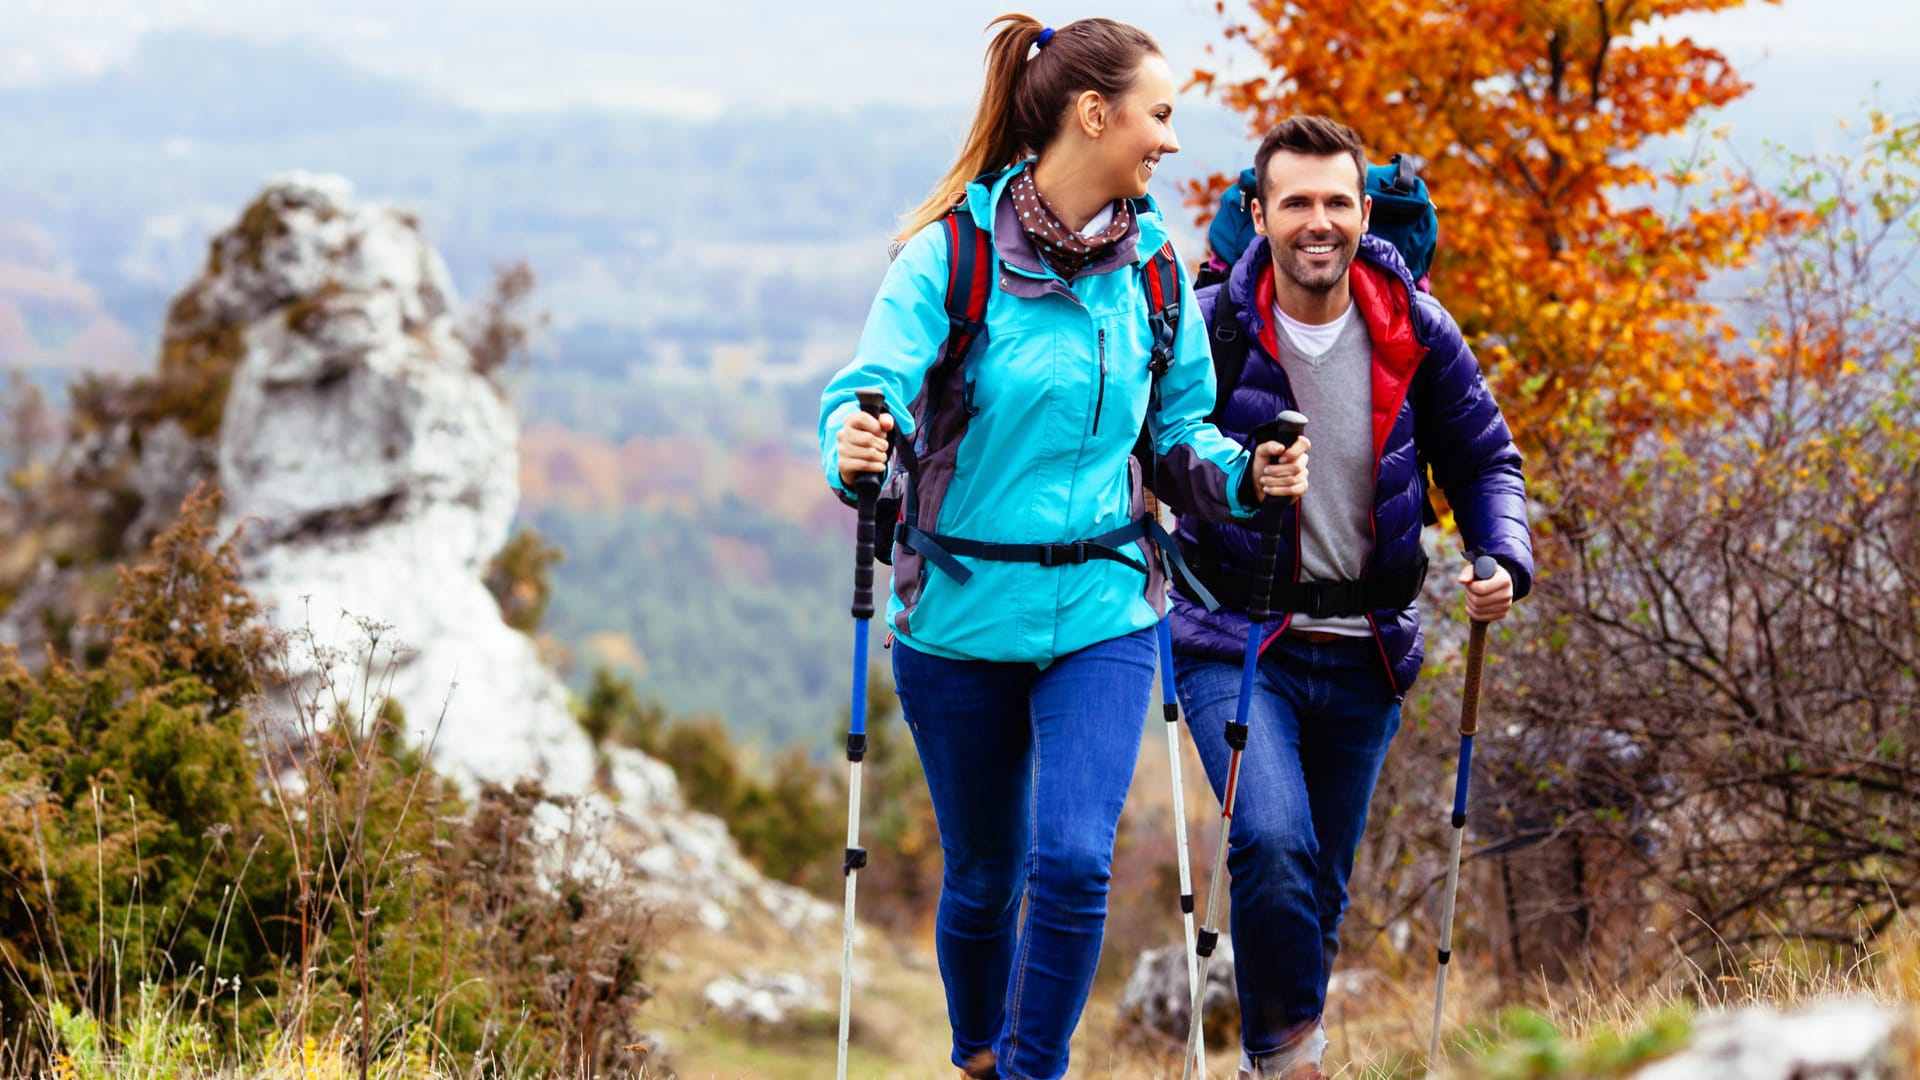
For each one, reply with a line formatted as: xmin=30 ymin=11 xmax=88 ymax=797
xmin=1169 ymin=233 xmax=1534 ymax=694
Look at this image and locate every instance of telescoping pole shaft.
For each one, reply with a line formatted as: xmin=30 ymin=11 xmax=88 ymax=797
xmin=1145 ymin=486 xmax=1202 ymax=1010
xmin=837 ymin=389 xmax=889 ymax=1080
xmin=1427 ymin=554 xmax=1500 ymax=1069
xmin=1185 ymin=410 xmax=1306 ymax=1080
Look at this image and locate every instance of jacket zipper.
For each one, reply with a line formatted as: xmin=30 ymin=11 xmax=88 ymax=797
xmin=1092 ymin=327 xmax=1107 ymax=436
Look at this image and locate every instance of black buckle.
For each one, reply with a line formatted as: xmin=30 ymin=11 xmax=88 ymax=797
xmin=1303 ymin=581 xmax=1360 ymax=619
xmin=1147 ymin=319 xmax=1176 ymax=376
xmin=951 ymin=314 xmax=987 ymax=340
xmin=1040 ymin=542 xmax=1089 ymax=567
xmin=1392 ymin=153 xmax=1418 ymax=195
xmin=1304 ymin=584 xmax=1331 ymax=620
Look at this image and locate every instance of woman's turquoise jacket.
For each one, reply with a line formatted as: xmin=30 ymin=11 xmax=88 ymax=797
xmin=820 ymin=164 xmax=1253 ymax=665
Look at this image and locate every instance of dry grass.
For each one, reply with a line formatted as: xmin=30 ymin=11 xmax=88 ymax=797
xmin=640 ymin=906 xmax=1920 ymax=1078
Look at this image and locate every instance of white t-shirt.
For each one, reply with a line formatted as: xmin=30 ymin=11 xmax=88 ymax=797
xmin=1273 ymin=299 xmax=1356 ymax=358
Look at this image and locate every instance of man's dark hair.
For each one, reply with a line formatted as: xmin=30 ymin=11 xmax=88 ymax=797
xmin=1252 ymin=115 xmax=1368 ymax=203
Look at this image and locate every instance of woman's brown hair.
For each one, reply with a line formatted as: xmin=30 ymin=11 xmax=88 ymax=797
xmin=895 ymin=14 xmax=1161 ymax=242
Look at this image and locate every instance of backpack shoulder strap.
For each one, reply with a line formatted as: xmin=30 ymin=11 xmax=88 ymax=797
xmin=904 ymin=206 xmax=992 ymax=473
xmin=1141 ymin=242 xmax=1182 ymax=380
xmin=939 ymin=207 xmax=993 ymax=370
xmin=1203 ymin=281 xmax=1252 ymax=429
xmin=1131 ymin=243 xmax=1184 ymax=465
xmin=1134 ymin=245 xmax=1222 ymax=611
xmin=894 ymin=206 xmax=994 ymax=547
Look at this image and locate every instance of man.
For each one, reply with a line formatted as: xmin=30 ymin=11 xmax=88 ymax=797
xmin=1167 ymin=116 xmax=1533 ymax=1079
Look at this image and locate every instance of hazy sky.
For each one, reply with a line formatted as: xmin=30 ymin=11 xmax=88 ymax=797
xmin=4 ymin=0 xmax=1918 ymax=118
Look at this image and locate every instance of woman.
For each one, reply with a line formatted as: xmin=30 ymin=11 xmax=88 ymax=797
xmin=819 ymin=14 xmax=1308 ymax=1079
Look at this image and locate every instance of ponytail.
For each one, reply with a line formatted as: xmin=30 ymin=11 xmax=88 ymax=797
xmin=895 ymin=14 xmax=1160 ymax=242
xmin=896 ymin=15 xmax=1043 ymax=241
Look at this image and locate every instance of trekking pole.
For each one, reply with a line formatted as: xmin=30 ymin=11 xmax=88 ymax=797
xmin=837 ymin=388 xmax=889 ymax=1080
xmin=1185 ymin=410 xmax=1307 ymax=1080
xmin=1427 ymin=554 xmax=1500 ymax=1068
xmin=1145 ymin=488 xmax=1201 ymax=1010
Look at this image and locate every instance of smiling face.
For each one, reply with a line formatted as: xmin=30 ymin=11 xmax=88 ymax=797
xmin=1093 ymin=53 xmax=1180 ymax=199
xmin=1253 ymin=150 xmax=1372 ymax=296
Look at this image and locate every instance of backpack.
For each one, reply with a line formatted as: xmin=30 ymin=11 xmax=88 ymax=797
xmin=1195 ymin=154 xmax=1440 ymax=290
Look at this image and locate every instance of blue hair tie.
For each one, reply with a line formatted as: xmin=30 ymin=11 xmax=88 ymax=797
xmin=1037 ymin=26 xmax=1055 ymax=47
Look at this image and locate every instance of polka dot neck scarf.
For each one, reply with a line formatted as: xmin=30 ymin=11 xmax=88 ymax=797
xmin=1008 ymin=164 xmax=1133 ymax=281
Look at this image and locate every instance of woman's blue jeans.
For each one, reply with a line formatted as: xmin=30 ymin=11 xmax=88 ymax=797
xmin=891 ymin=627 xmax=1155 ymax=1080
xmin=1173 ymin=633 xmax=1402 ymax=1062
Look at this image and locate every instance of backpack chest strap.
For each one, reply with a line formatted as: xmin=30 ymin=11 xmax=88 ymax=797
xmin=899 ymin=518 xmax=1153 ymax=585
xmin=1174 ymin=546 xmax=1429 ymax=617
xmin=898 ymin=515 xmax=1220 ymax=614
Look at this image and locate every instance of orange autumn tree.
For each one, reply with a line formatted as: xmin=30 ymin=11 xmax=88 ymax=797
xmin=1192 ymin=0 xmax=1797 ymax=477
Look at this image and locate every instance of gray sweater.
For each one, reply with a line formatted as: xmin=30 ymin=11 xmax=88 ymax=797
xmin=1274 ymin=303 xmax=1376 ymax=636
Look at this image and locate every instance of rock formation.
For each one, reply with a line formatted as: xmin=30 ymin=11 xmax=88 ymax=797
xmin=1117 ymin=939 xmax=1239 ymax=1050
xmin=1623 ymin=999 xmax=1914 ymax=1080
xmin=16 ymin=171 xmax=832 ymax=933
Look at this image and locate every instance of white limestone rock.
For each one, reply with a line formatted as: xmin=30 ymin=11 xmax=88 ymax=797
xmin=1627 ymin=998 xmax=1910 ymax=1080
xmin=195 ymin=173 xmax=834 ymax=935
xmin=702 ymin=971 xmax=827 ymax=1028
xmin=1117 ymin=939 xmax=1239 ymax=1049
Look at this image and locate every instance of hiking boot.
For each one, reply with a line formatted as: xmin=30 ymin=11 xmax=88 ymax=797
xmin=959 ymin=1049 xmax=998 ymax=1078
xmin=1237 ymin=1065 xmax=1328 ymax=1080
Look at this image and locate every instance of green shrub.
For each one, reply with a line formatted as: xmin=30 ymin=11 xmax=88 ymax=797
xmin=1 ymin=489 xmax=664 ymax=1077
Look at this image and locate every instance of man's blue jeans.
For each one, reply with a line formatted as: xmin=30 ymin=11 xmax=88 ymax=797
xmin=1174 ymin=633 xmax=1402 ymax=1061
xmin=892 ymin=627 xmax=1155 ymax=1080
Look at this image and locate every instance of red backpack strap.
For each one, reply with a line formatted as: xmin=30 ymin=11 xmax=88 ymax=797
xmin=941 ymin=208 xmax=993 ymax=369
xmin=1142 ymin=241 xmax=1182 ymax=380
xmin=1134 ymin=242 xmax=1223 ymax=610
xmin=896 ymin=207 xmax=994 ymax=548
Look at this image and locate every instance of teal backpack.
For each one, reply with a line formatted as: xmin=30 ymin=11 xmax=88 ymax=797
xmin=1196 ymin=154 xmax=1439 ymax=289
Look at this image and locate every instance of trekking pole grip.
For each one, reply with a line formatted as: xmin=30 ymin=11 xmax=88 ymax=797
xmin=851 ymin=390 xmax=890 ymax=621
xmin=1247 ymin=411 xmax=1308 ymax=623
xmin=1459 ymin=555 xmax=1498 ymax=737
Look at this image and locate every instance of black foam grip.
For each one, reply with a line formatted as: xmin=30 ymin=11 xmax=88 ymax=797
xmin=1251 ymin=521 xmax=1283 ymax=623
xmin=852 ymin=493 xmax=879 ymax=619
xmin=850 ymin=389 xmax=890 ymax=619
xmin=1247 ymin=412 xmax=1306 ymax=622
